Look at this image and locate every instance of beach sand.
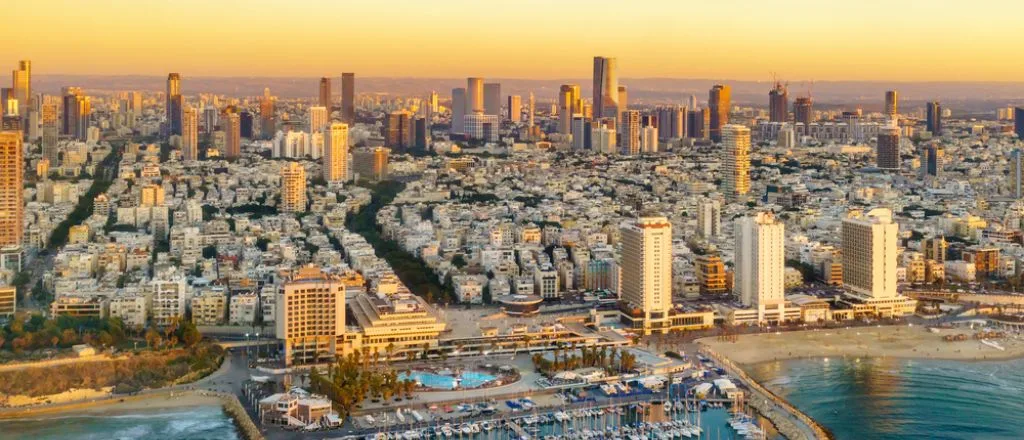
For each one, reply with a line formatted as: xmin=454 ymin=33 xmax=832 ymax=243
xmin=0 ymin=390 xmax=226 ymax=420
xmin=699 ymin=325 xmax=1024 ymax=365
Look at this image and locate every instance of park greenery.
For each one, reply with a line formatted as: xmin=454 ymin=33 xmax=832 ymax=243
xmin=347 ymin=180 xmax=456 ymax=304
xmin=0 ymin=314 xmax=202 ymax=358
xmin=308 ymin=348 xmax=417 ymax=419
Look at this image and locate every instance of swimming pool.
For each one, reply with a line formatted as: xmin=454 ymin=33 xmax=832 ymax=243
xmin=399 ymin=370 xmax=498 ymax=390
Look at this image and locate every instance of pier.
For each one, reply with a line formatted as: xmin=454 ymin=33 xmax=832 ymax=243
xmin=699 ymin=346 xmax=832 ymax=440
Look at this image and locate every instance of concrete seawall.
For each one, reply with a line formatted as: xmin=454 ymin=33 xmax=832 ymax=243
xmin=699 ymin=345 xmax=833 ymax=440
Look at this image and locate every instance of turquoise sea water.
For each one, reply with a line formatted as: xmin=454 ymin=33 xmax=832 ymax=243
xmin=0 ymin=405 xmax=239 ymax=440
xmin=748 ymin=357 xmax=1024 ymax=440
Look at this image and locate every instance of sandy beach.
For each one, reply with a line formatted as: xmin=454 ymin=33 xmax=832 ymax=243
xmin=699 ymin=325 xmax=1024 ymax=365
xmin=0 ymin=390 xmax=226 ymax=420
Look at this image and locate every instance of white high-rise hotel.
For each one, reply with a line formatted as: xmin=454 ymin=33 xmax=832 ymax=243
xmin=839 ymin=208 xmax=917 ymax=317
xmin=734 ymin=212 xmax=785 ymax=323
xmin=619 ymin=216 xmax=672 ymax=334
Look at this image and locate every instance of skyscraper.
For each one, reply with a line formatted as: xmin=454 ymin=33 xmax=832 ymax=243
xmin=884 ymin=90 xmax=898 ymax=119
xmin=507 ymin=95 xmax=521 ymax=122
xmin=926 ymin=101 xmax=942 ymax=134
xmin=318 ymin=77 xmax=331 ymax=108
xmin=842 ymin=208 xmax=899 ymax=299
xmin=876 ymin=125 xmax=900 ymax=170
xmin=260 ymin=89 xmax=275 ymax=139
xmin=182 ymin=106 xmax=198 ymax=161
xmin=323 ymin=122 xmax=349 ymax=183
xmin=920 ymin=143 xmax=943 ymax=180
xmin=308 ymin=106 xmax=328 ymax=134
xmin=528 ymin=92 xmax=535 ymax=133
xmin=224 ymin=112 xmax=241 ymax=159
xmin=558 ymin=84 xmax=581 ymax=135
xmin=280 ymin=162 xmax=307 ymax=213
xmin=793 ymin=97 xmax=813 ymax=126
xmin=1010 ymin=149 xmax=1024 ymax=199
xmin=450 ymin=88 xmax=466 ymax=135
xmin=722 ymin=124 xmax=751 ymax=201
xmin=483 ymin=83 xmax=501 ymax=116
xmin=61 ymin=87 xmax=88 ymax=139
xmin=466 ymin=78 xmax=484 ymax=114
xmin=709 ymin=84 xmax=731 ymax=142
xmin=687 ymin=108 xmax=708 ymax=139
xmin=1014 ymin=107 xmax=1024 ymax=140
xmin=655 ymin=106 xmax=686 ymax=141
xmin=0 ymin=131 xmax=23 ymax=248
xmin=12 ymin=60 xmax=30 ymax=119
xmin=768 ymin=81 xmax=788 ymax=123
xmin=385 ymin=110 xmax=414 ymax=150
xmin=734 ymin=212 xmax=785 ymax=322
xmin=619 ymin=216 xmax=673 ymax=335
xmin=593 ymin=56 xmax=619 ymax=120
xmin=166 ymin=73 xmax=182 ymax=136
xmin=341 ymin=73 xmax=355 ymax=124
xmin=620 ymin=110 xmax=641 ymax=155
xmin=41 ymin=102 xmax=58 ymax=164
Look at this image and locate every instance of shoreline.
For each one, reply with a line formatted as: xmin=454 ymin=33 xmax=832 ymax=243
xmin=698 ymin=325 xmax=1024 ymax=366
xmin=0 ymin=390 xmax=225 ymax=421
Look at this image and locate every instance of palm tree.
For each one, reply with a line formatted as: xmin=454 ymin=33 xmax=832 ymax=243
xmin=385 ymin=342 xmax=396 ymax=361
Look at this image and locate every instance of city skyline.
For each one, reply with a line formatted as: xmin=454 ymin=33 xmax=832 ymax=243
xmin=7 ymin=0 xmax=1024 ymax=81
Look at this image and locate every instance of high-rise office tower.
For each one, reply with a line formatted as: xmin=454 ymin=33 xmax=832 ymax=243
xmin=687 ymin=108 xmax=708 ymax=139
xmin=182 ymin=106 xmax=198 ymax=161
xmin=926 ymin=101 xmax=942 ymax=134
xmin=308 ymin=106 xmax=328 ymax=134
xmin=280 ymin=162 xmax=307 ymax=213
xmin=620 ymin=110 xmax=641 ymax=155
xmin=61 ymin=87 xmax=85 ymax=138
xmin=275 ymin=266 xmax=346 ymax=366
xmin=224 ymin=112 xmax=241 ymax=158
xmin=793 ymin=97 xmax=813 ymax=126
xmin=507 ymin=95 xmax=521 ymax=122
xmin=709 ymin=84 xmax=731 ymax=142
xmin=0 ymin=88 xmax=15 ymax=117
xmin=341 ymin=73 xmax=355 ymax=124
xmin=768 ymin=81 xmax=788 ymax=123
xmin=920 ymin=143 xmax=943 ymax=179
xmin=428 ymin=91 xmax=439 ymax=115
xmin=239 ymin=111 xmax=253 ymax=139
xmin=571 ymin=116 xmax=587 ymax=150
xmin=0 ymin=131 xmax=22 ymax=248
xmin=528 ymin=92 xmax=535 ymax=132
xmin=842 ymin=208 xmax=899 ymax=299
xmin=318 ymin=77 xmax=331 ymax=108
xmin=593 ymin=56 xmax=619 ymax=120
xmin=1015 ymin=107 xmax=1024 ymax=140
xmin=722 ymin=125 xmax=751 ymax=201
xmin=414 ymin=117 xmax=428 ymax=150
xmin=876 ymin=125 xmax=900 ymax=170
xmin=591 ymin=125 xmax=616 ymax=154
xmin=260 ymin=91 xmax=275 ymax=139
xmin=385 ymin=110 xmax=414 ymax=150
xmin=41 ymin=102 xmax=58 ymax=164
xmin=12 ymin=61 xmax=30 ymax=118
xmin=884 ymin=90 xmax=898 ymax=119
xmin=655 ymin=106 xmax=686 ymax=141
xmin=466 ymin=77 xmax=484 ymax=114
xmin=617 ymin=86 xmax=628 ymax=116
xmin=1010 ymin=149 xmax=1024 ymax=199
xmin=620 ymin=216 xmax=673 ymax=335
xmin=734 ymin=212 xmax=785 ymax=321
xmin=687 ymin=95 xmax=699 ymax=112
xmin=323 ymin=122 xmax=349 ymax=183
xmin=166 ymin=73 xmax=182 ymax=136
xmin=558 ymin=84 xmax=581 ymax=135
xmin=203 ymin=106 xmax=218 ymax=132
xmin=483 ymin=83 xmax=501 ymax=116
xmin=696 ymin=198 xmax=721 ymax=238
xmin=450 ymin=88 xmax=466 ymax=135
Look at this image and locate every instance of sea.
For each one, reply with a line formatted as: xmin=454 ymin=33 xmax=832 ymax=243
xmin=748 ymin=357 xmax=1024 ymax=440
xmin=0 ymin=404 xmax=239 ymax=440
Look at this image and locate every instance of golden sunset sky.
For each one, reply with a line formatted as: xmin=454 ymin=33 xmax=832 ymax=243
xmin=5 ymin=0 xmax=1022 ymax=81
